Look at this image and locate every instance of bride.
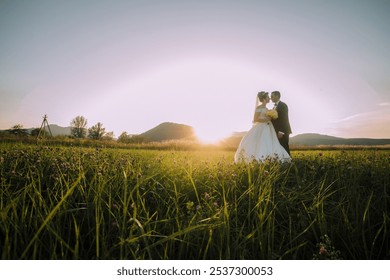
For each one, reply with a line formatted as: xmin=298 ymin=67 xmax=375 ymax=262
xmin=234 ymin=91 xmax=291 ymax=163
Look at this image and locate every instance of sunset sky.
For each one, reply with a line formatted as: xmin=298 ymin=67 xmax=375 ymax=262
xmin=1 ymin=0 xmax=389 ymax=142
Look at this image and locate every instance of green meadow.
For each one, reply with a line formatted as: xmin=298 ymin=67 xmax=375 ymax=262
xmin=0 ymin=142 xmax=389 ymax=259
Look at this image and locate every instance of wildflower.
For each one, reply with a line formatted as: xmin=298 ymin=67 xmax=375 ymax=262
xmin=319 ymin=246 xmax=327 ymax=255
xmin=313 ymin=234 xmax=342 ymax=260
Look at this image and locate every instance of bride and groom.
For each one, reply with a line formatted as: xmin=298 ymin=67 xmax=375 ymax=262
xmin=234 ymin=91 xmax=292 ymax=163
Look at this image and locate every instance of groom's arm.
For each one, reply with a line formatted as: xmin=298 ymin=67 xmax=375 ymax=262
xmin=277 ymin=103 xmax=289 ymax=136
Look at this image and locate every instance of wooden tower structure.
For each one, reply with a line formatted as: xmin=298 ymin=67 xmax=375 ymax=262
xmin=37 ymin=114 xmax=53 ymax=139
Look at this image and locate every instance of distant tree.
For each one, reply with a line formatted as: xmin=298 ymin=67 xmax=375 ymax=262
xmin=70 ymin=116 xmax=88 ymax=138
xmin=30 ymin=128 xmax=40 ymax=137
xmin=117 ymin=132 xmax=145 ymax=143
xmin=102 ymin=131 xmax=114 ymax=141
xmin=88 ymin=122 xmax=106 ymax=140
xmin=118 ymin=132 xmax=132 ymax=143
xmin=9 ymin=124 xmax=28 ymax=136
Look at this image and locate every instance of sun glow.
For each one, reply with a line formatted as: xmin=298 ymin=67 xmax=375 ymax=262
xmin=195 ymin=126 xmax=231 ymax=144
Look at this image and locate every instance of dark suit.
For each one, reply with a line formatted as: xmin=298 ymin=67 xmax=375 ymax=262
xmin=271 ymin=101 xmax=292 ymax=155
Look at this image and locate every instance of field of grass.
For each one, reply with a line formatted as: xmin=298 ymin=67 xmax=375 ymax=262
xmin=0 ymin=142 xmax=389 ymax=259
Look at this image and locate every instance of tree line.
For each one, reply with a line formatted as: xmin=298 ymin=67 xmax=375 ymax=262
xmin=70 ymin=116 xmax=114 ymax=140
xmin=2 ymin=116 xmax=145 ymax=143
xmin=70 ymin=116 xmax=145 ymax=143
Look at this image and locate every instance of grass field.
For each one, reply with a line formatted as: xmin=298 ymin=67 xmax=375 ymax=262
xmin=0 ymin=142 xmax=389 ymax=259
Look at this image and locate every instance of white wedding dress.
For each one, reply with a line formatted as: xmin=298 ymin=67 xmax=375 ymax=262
xmin=234 ymin=106 xmax=291 ymax=163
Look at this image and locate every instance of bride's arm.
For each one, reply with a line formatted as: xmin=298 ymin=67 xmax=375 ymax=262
xmin=253 ymin=111 xmax=260 ymax=123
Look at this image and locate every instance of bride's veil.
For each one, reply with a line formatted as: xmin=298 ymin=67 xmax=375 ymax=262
xmin=254 ymin=91 xmax=267 ymax=112
xmin=254 ymin=93 xmax=260 ymax=113
xmin=252 ymin=91 xmax=267 ymax=125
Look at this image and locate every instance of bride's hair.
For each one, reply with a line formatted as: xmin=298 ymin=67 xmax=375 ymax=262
xmin=257 ymin=91 xmax=269 ymax=102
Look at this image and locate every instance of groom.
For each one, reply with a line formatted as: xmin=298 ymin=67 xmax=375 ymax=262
xmin=271 ymin=91 xmax=292 ymax=155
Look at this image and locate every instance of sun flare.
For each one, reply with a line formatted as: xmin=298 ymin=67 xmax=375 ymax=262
xmin=195 ymin=126 xmax=231 ymax=144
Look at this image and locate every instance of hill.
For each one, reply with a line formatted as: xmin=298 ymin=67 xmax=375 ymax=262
xmin=222 ymin=132 xmax=390 ymax=147
xmin=42 ymin=124 xmax=71 ymax=136
xmin=290 ymin=133 xmax=390 ymax=146
xmin=25 ymin=124 xmax=71 ymax=136
xmin=140 ymin=122 xmax=196 ymax=142
xmin=0 ymin=124 xmax=71 ymax=137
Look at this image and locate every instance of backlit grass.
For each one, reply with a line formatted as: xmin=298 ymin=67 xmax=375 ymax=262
xmin=1 ymin=144 xmax=389 ymax=259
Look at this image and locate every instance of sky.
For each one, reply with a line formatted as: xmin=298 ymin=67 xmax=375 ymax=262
xmin=1 ymin=0 xmax=389 ymax=143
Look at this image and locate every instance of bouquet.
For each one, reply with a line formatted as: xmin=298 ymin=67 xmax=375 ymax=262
xmin=266 ymin=109 xmax=278 ymax=119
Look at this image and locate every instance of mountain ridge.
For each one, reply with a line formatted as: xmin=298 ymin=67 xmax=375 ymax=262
xmin=140 ymin=122 xmax=196 ymax=142
xmin=290 ymin=133 xmax=390 ymax=146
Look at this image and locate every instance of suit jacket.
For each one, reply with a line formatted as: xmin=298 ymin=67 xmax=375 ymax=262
xmin=272 ymin=101 xmax=292 ymax=135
